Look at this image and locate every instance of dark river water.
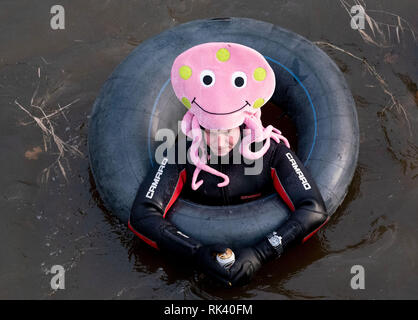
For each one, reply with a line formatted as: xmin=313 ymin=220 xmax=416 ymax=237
xmin=1 ymin=0 xmax=417 ymax=299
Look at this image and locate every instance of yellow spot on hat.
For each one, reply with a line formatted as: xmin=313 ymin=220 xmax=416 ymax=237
xmin=179 ymin=65 xmax=192 ymax=80
xmin=253 ymin=67 xmax=266 ymax=81
xmin=181 ymin=97 xmax=191 ymax=109
xmin=253 ymin=98 xmax=264 ymax=109
xmin=216 ymin=48 xmax=230 ymax=62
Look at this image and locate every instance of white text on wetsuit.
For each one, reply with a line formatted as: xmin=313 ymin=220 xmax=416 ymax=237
xmin=146 ymin=157 xmax=168 ymax=199
xmin=285 ymin=153 xmax=312 ymax=190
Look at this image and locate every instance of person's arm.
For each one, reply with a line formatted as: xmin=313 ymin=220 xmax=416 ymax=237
xmin=129 ymin=145 xmax=231 ymax=284
xmin=128 ymin=153 xmax=202 ymax=256
xmin=267 ymin=142 xmax=329 ymax=250
xmin=226 ymin=142 xmax=329 ymax=286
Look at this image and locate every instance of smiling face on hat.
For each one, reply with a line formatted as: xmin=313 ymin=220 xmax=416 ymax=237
xmin=171 ymin=42 xmax=276 ymax=130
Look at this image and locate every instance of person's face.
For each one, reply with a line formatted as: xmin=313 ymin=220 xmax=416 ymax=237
xmin=204 ymin=127 xmax=241 ymax=156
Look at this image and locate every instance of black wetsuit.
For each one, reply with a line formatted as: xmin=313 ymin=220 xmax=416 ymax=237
xmin=129 ymin=128 xmax=329 ymax=285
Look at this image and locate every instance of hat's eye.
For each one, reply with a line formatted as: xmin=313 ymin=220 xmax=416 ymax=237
xmin=232 ymin=71 xmax=247 ymax=88
xmin=200 ymin=70 xmax=215 ymax=87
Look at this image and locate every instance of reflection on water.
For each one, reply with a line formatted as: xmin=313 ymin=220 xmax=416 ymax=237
xmin=0 ymin=0 xmax=417 ymax=299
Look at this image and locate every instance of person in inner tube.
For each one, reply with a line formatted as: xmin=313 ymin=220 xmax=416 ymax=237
xmin=128 ymin=43 xmax=329 ymax=286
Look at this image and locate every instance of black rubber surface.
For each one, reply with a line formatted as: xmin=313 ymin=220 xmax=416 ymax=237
xmin=88 ymin=18 xmax=359 ymax=248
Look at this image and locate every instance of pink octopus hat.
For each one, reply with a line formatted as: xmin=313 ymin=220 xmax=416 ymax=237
xmin=171 ymin=42 xmax=276 ymax=129
xmin=170 ymin=42 xmax=289 ymax=190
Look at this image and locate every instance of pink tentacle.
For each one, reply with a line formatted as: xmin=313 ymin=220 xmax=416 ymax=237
xmin=188 ymin=115 xmax=230 ymax=190
xmin=181 ymin=110 xmax=288 ymax=190
xmin=181 ymin=110 xmax=194 ymax=138
xmin=241 ymin=130 xmax=271 ymax=159
xmin=188 ymin=117 xmax=205 ymax=189
xmin=240 ymin=112 xmax=291 ymax=160
xmin=269 ymin=126 xmax=290 ymax=148
xmin=244 ymin=111 xmax=264 ymax=142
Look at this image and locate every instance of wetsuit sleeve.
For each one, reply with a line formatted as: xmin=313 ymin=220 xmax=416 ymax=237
xmin=269 ymin=142 xmax=329 ymax=250
xmin=221 ymin=143 xmax=330 ymax=286
xmin=128 ymin=145 xmax=202 ymax=258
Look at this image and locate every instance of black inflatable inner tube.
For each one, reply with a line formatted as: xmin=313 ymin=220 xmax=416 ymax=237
xmin=88 ymin=18 xmax=359 ymax=248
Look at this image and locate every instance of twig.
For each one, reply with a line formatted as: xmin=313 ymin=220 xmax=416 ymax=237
xmin=19 ymin=98 xmax=79 ymax=126
xmin=14 ymin=96 xmax=83 ymax=183
xmin=315 ymin=41 xmax=411 ymax=135
xmin=340 ymin=0 xmax=417 ymax=47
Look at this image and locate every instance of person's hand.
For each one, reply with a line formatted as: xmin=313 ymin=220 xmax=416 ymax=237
xmin=193 ymin=244 xmax=233 ymax=286
xmin=227 ymin=247 xmax=263 ymax=286
xmin=194 ymin=240 xmax=275 ymax=287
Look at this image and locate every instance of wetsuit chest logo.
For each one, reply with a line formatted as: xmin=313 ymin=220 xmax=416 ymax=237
xmin=285 ymin=153 xmax=312 ymax=190
xmin=146 ymin=157 xmax=168 ymax=199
